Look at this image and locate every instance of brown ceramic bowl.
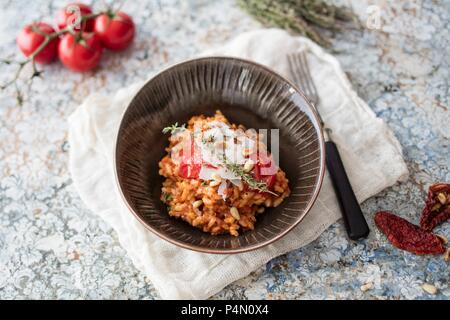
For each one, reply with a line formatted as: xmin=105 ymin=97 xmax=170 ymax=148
xmin=115 ymin=56 xmax=325 ymax=254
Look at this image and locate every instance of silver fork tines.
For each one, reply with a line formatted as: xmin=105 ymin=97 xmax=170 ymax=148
xmin=288 ymin=52 xmax=325 ymax=129
xmin=288 ymin=52 xmax=319 ymax=106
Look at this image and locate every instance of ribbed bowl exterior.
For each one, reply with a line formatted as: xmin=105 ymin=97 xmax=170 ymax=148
xmin=115 ymin=57 xmax=325 ymax=253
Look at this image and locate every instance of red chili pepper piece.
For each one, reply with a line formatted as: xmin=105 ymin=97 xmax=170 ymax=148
xmin=374 ymin=211 xmax=446 ymax=255
xmin=420 ymin=183 xmax=450 ymax=231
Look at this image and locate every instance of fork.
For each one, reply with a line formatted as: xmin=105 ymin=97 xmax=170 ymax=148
xmin=288 ymin=52 xmax=370 ymax=240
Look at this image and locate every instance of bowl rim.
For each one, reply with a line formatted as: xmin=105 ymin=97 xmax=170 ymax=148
xmin=114 ymin=55 xmax=325 ymax=254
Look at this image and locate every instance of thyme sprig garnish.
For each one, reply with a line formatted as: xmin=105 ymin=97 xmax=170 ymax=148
xmin=223 ymin=158 xmax=278 ymax=196
xmin=162 ymin=122 xmax=186 ymax=135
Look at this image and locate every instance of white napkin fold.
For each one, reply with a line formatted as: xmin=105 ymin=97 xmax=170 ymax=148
xmin=68 ymin=29 xmax=408 ymax=300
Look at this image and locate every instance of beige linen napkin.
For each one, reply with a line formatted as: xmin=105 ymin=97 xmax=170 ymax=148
xmin=68 ymin=29 xmax=408 ymax=299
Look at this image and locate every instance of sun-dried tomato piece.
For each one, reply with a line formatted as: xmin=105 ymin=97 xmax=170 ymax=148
xmin=374 ymin=211 xmax=446 ymax=255
xmin=420 ymin=183 xmax=450 ymax=231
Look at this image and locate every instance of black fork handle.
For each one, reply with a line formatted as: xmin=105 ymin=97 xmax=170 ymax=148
xmin=325 ymin=141 xmax=370 ymax=240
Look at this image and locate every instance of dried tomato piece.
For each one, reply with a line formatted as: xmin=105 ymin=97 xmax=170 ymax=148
xmin=420 ymin=183 xmax=450 ymax=231
xmin=374 ymin=211 xmax=446 ymax=255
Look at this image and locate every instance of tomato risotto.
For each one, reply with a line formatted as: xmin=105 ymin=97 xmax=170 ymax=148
xmin=158 ymin=111 xmax=290 ymax=236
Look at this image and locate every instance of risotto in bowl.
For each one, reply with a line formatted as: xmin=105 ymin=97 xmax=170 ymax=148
xmin=159 ymin=111 xmax=291 ymax=237
xmin=115 ymin=57 xmax=325 ymax=253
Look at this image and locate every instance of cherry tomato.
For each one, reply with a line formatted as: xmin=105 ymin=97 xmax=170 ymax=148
xmin=252 ymin=165 xmax=276 ymax=191
xmin=58 ymin=32 xmax=102 ymax=72
xmin=260 ymin=172 xmax=276 ymax=190
xmin=94 ymin=12 xmax=135 ymax=50
xmin=251 ymin=151 xmax=277 ymax=191
xmin=178 ymin=140 xmax=202 ymax=179
xmin=179 ymin=162 xmax=202 ymax=179
xmin=17 ymin=22 xmax=59 ymax=64
xmin=56 ymin=3 xmax=94 ymax=32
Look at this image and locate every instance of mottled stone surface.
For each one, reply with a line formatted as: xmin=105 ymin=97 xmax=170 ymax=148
xmin=0 ymin=0 xmax=448 ymax=300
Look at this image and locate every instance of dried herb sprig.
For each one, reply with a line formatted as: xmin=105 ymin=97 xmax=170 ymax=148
xmin=237 ymin=0 xmax=359 ymax=47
